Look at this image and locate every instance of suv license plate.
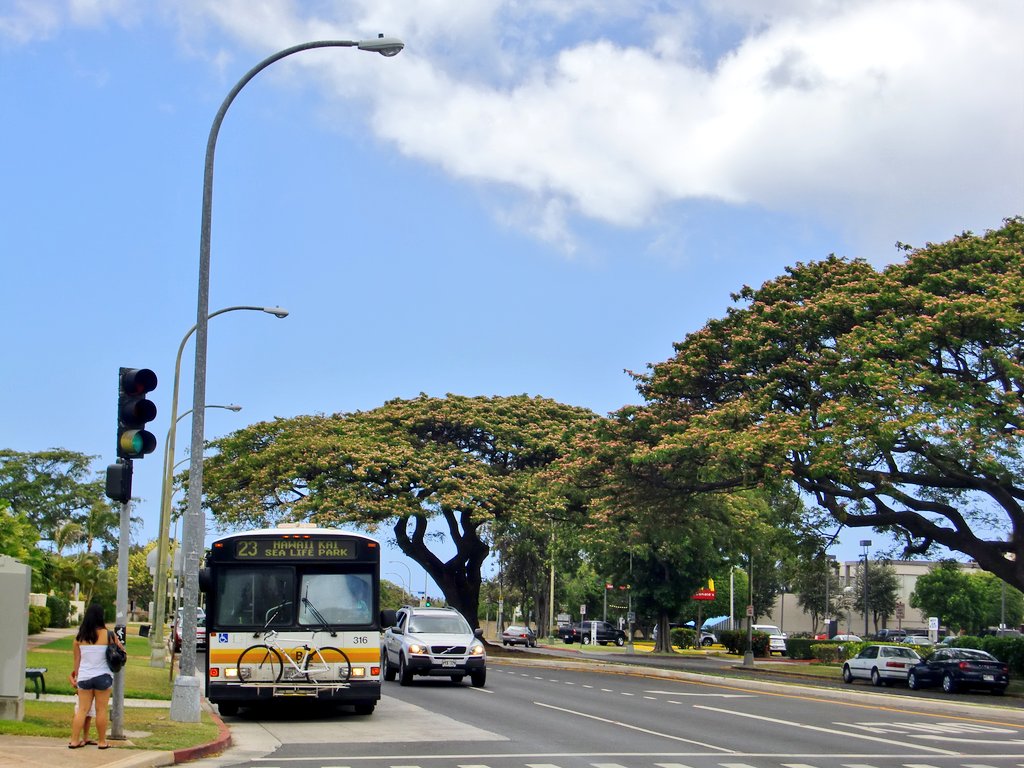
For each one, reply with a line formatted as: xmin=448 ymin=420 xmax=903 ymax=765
xmin=441 ymin=660 xmax=456 ymax=667
xmin=983 ymin=674 xmax=994 ymax=681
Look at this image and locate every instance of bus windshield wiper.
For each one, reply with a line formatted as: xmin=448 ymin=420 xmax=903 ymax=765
xmin=301 ymin=596 xmax=337 ymax=636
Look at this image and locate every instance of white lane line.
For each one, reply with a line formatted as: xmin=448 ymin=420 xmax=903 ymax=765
xmin=533 ymin=701 xmax=737 ymax=753
xmin=468 ymin=686 xmax=494 ymax=694
xmin=719 ymin=763 xmax=759 ymax=768
xmin=903 ymin=764 xmax=943 ymax=768
xmin=781 ymin=763 xmax=819 ymax=768
xmin=654 ymin=763 xmax=695 ymax=768
xmin=620 ymin=692 xmax=635 ymax=696
xmin=457 ymin=765 xmax=491 ymax=768
xmin=962 ymin=764 xmax=1002 ymax=768
xmin=526 ymin=764 xmax=562 ymax=768
xmin=583 ymin=684 xmax=594 ymax=688
xmin=841 ymin=764 xmax=879 ymax=768
xmin=692 ymin=706 xmax=959 ymax=756
xmin=601 ymin=688 xmax=613 ymax=692
xmin=591 ymin=763 xmax=629 ymax=768
xmin=644 ymin=696 xmax=658 ymax=700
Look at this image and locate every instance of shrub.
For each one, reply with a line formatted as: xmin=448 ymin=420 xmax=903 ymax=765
xmin=784 ymin=638 xmax=817 ymax=660
xmin=46 ymin=594 xmax=71 ymax=628
xmin=671 ymin=627 xmax=699 ymax=649
xmin=718 ymin=628 xmax=770 ymax=656
xmin=27 ymin=605 xmax=50 ymax=635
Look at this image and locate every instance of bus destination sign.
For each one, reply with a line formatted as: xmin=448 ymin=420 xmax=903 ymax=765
xmin=234 ymin=538 xmax=355 ymax=560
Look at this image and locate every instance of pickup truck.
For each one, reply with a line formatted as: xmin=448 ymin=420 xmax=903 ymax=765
xmin=558 ymin=620 xmax=626 ymax=646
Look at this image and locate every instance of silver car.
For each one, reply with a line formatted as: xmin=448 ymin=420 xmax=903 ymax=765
xmin=842 ymin=643 xmax=921 ymax=686
xmin=382 ymin=606 xmax=486 ymax=687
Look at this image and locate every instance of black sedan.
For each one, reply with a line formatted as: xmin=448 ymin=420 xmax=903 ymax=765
xmin=906 ymin=647 xmax=1010 ymax=695
xmin=501 ymin=625 xmax=537 ymax=647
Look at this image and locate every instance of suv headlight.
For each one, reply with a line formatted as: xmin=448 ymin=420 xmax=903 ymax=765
xmin=407 ymin=643 xmax=428 ymax=655
xmin=470 ymin=642 xmax=485 ymax=657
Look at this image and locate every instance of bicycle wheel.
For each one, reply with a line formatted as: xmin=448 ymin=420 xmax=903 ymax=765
xmin=305 ymin=646 xmax=351 ymax=683
xmin=237 ymin=644 xmax=284 ymax=683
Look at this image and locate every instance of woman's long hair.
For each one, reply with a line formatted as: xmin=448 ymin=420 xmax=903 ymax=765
xmin=76 ymin=603 xmax=106 ymax=644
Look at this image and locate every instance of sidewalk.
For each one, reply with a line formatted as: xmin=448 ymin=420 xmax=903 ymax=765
xmin=0 ymin=700 xmax=230 ymax=768
xmin=5 ymin=628 xmax=232 ymax=768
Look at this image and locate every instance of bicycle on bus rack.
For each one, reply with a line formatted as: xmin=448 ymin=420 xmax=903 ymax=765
xmin=236 ymin=600 xmax=352 ymax=686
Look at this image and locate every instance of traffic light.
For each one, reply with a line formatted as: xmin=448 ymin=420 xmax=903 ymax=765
xmin=117 ymin=367 xmax=158 ymax=459
xmin=104 ymin=459 xmax=132 ymax=503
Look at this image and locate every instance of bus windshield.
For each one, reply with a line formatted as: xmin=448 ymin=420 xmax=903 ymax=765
xmin=299 ymin=572 xmax=373 ymax=626
xmin=214 ymin=567 xmax=294 ymax=628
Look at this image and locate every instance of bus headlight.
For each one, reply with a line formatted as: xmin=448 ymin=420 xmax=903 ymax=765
xmin=349 ymin=667 xmax=366 ymax=677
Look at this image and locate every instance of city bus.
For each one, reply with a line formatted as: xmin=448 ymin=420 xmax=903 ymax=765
xmin=199 ymin=524 xmax=383 ymax=716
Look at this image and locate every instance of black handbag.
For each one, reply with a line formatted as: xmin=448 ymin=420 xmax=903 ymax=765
xmin=106 ymin=631 xmax=127 ymax=673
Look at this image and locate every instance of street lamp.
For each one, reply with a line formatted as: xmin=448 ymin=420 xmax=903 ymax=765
xmin=389 ymin=560 xmax=412 ymax=599
xmin=172 ymin=37 xmax=403 ymax=722
xmin=860 ymin=539 xmax=872 ymax=637
xmin=150 ymin=306 xmax=286 ymax=668
xmin=823 ymin=554 xmax=837 ymax=638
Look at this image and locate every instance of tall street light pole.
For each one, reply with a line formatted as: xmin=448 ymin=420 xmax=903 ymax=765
xmin=860 ymin=539 xmax=872 ymax=638
xmin=151 ymin=403 xmax=239 ymax=653
xmin=172 ymin=35 xmax=404 ymax=723
xmin=150 ymin=306 xmax=287 ymax=668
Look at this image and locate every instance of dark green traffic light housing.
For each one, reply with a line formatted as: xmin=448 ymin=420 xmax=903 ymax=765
xmin=117 ymin=367 xmax=158 ymax=459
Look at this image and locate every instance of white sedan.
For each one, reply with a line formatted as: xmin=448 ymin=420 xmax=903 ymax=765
xmin=842 ymin=644 xmax=921 ymax=686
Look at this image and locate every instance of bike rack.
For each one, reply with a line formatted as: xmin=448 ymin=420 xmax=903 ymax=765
xmin=238 ymin=681 xmax=353 ymax=697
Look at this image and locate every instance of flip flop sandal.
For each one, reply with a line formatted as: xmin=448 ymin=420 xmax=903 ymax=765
xmin=97 ymin=744 xmax=111 ymax=750
xmin=68 ymin=743 xmax=86 ymax=749
xmin=85 ymin=740 xmax=98 ymax=745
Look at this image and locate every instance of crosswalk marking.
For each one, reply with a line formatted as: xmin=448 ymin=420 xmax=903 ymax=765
xmin=781 ymin=763 xmax=819 ymax=768
xmin=590 ymin=763 xmax=629 ymax=768
xmin=719 ymin=763 xmax=758 ymax=768
xmin=904 ymin=764 xmax=943 ymax=768
xmin=842 ymin=764 xmax=880 ymax=768
xmin=653 ymin=762 xmax=694 ymax=768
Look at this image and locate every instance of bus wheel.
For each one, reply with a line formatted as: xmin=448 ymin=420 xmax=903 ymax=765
xmin=353 ymin=701 xmax=375 ymax=715
xmin=237 ymin=645 xmax=283 ymax=683
xmin=217 ymin=702 xmax=239 ymax=717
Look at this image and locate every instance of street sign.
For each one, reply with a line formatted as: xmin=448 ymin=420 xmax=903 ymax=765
xmin=580 ymin=604 xmax=586 ymax=616
xmin=746 ymin=604 xmax=754 ymax=617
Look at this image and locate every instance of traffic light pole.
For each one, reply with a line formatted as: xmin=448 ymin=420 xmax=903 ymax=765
xmin=111 ymin=489 xmax=131 ymax=739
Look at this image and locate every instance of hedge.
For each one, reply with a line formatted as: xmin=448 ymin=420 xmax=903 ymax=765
xmin=27 ymin=604 xmax=51 ymax=635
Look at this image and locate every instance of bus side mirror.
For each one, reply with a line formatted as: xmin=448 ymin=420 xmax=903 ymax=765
xmin=380 ymin=609 xmax=397 ymax=629
xmin=198 ymin=568 xmax=211 ymax=592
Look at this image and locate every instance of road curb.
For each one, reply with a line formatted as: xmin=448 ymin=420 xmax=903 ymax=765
xmin=172 ymin=706 xmax=232 ymax=764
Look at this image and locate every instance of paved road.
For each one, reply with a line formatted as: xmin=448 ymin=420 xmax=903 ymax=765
xmin=201 ymin=655 xmax=1022 ymax=768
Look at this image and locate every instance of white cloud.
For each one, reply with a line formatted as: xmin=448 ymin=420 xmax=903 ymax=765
xmin=8 ymin=0 xmax=1022 ymax=253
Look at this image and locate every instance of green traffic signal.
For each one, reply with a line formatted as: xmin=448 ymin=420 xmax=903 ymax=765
xmin=116 ymin=367 xmax=158 ymax=459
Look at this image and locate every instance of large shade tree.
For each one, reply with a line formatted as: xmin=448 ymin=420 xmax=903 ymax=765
xmin=199 ymin=394 xmax=600 ymax=626
xmin=634 ymin=219 xmax=1024 ymax=590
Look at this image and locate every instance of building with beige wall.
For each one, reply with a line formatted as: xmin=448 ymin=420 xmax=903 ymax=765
xmin=771 ymin=559 xmax=986 ymax=638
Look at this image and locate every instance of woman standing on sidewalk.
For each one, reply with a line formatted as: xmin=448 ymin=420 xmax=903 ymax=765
xmin=68 ymin=603 xmax=124 ymax=749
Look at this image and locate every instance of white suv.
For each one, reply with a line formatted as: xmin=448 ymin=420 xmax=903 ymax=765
xmin=382 ymin=606 xmax=486 ymax=687
xmin=752 ymin=624 xmax=788 ymax=656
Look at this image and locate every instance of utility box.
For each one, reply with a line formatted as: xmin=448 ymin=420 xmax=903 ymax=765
xmin=0 ymin=556 xmax=32 ymax=721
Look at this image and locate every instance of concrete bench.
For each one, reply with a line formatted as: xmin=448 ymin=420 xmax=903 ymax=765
xmin=25 ymin=667 xmax=47 ymax=698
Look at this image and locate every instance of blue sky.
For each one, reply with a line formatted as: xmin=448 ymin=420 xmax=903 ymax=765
xmin=2 ymin=1 xmax=1022 ymax=590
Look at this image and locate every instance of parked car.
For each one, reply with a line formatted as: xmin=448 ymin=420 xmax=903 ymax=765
xmin=901 ymin=635 xmax=934 ymax=648
xmin=752 ymin=624 xmax=787 ymax=656
xmin=382 ymin=605 xmax=486 ymax=687
xmin=873 ymin=628 xmax=908 ymax=642
xmin=559 ymin=620 xmax=626 ymax=646
xmin=842 ymin=644 xmax=921 ymax=686
xmin=907 ymin=647 xmax=1010 ymax=695
xmin=501 ymin=625 xmax=537 ymax=647
xmin=169 ymin=607 xmax=207 ymax=653
xmin=832 ymin=633 xmax=862 ymax=642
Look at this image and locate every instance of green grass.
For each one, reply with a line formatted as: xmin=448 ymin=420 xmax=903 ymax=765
xmin=0 ymin=700 xmax=220 ymax=751
xmin=25 ymin=634 xmax=175 ymax=699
